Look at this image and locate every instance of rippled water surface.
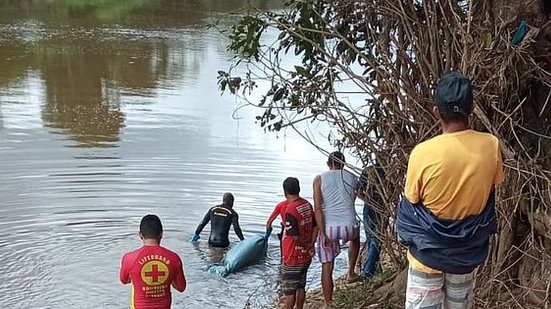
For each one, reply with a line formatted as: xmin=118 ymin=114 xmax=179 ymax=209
xmin=0 ymin=1 xmax=356 ymax=308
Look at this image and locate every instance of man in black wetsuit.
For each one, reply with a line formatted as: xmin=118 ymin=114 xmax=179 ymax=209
xmin=191 ymin=193 xmax=245 ymax=248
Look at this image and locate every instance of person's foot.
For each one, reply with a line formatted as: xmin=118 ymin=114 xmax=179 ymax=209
xmin=346 ymin=274 xmax=361 ymax=284
xmin=361 ymin=272 xmax=374 ymax=281
xmin=322 ymin=302 xmax=333 ymax=309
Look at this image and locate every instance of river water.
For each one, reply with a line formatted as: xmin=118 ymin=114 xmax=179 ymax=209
xmin=0 ymin=1 xmax=356 ymax=308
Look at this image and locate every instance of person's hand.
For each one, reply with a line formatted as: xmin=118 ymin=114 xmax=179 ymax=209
xmin=307 ymin=244 xmax=316 ymax=257
xmin=190 ymin=234 xmax=200 ymax=242
xmin=264 ymin=227 xmax=273 ymax=239
xmin=320 ymin=233 xmax=331 ymax=249
xmin=356 ymin=188 xmax=367 ymax=202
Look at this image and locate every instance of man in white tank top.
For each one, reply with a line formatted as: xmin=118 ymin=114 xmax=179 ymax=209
xmin=313 ymin=151 xmax=361 ymax=308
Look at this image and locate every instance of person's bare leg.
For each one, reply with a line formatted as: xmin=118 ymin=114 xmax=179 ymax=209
xmin=348 ymin=236 xmax=360 ymax=280
xmin=321 ymin=261 xmax=334 ymax=307
xmin=282 ymin=293 xmax=296 ymax=309
xmin=295 ymin=288 xmax=306 ymax=309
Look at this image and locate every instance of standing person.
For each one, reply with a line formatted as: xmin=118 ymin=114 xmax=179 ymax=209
xmin=279 ymin=177 xmax=317 ymax=309
xmin=265 ymin=185 xmax=292 ymax=308
xmin=119 ymin=214 xmax=186 ymax=309
xmin=357 ymin=163 xmax=385 ymax=280
xmin=313 ymin=151 xmax=361 ymax=308
xmin=397 ymin=72 xmax=504 ymax=309
xmin=191 ymin=192 xmax=244 ymax=248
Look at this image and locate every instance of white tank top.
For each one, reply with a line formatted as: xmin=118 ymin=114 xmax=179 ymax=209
xmin=320 ymin=169 xmax=358 ymax=227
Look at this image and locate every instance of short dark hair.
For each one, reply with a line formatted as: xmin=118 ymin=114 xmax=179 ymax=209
xmin=439 ymin=109 xmax=469 ymax=123
xmin=434 ymin=72 xmax=473 ymax=123
xmin=327 ymin=151 xmax=345 ymax=167
xmin=283 ymin=177 xmax=300 ymax=195
xmin=222 ymin=192 xmax=234 ymax=206
xmin=140 ymin=214 xmax=163 ymax=239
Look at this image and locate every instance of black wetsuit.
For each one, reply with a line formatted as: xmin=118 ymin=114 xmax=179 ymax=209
xmin=194 ymin=204 xmax=244 ymax=248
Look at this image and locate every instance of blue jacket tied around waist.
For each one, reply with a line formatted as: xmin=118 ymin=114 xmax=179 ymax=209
xmin=396 ymin=191 xmax=497 ymax=274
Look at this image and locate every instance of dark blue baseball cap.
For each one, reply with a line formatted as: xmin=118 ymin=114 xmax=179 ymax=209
xmin=434 ymin=72 xmax=473 ymax=116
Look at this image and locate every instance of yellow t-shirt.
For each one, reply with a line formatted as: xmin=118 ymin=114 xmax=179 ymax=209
xmin=404 ymin=129 xmax=504 ymax=273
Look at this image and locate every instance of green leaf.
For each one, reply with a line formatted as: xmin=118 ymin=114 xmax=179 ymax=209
xmin=295 ymin=65 xmax=308 ymax=76
xmin=273 ymin=88 xmax=285 ymax=101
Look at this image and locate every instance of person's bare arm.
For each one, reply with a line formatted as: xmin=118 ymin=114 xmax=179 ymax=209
xmin=356 ymin=188 xmax=367 ymax=203
xmin=309 ymin=224 xmax=319 ymax=256
xmin=313 ymin=175 xmax=330 ymax=248
xmin=311 ymin=224 xmax=319 ymax=243
xmin=357 ymin=168 xmax=368 ymax=203
xmin=265 ymin=204 xmax=280 ymax=229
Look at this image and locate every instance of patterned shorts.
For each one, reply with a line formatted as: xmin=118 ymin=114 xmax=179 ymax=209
xmin=280 ymin=264 xmax=310 ymax=295
xmin=316 ymin=224 xmax=360 ymax=263
xmin=405 ymin=266 xmax=477 ymax=309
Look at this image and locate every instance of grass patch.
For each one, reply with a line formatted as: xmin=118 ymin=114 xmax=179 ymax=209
xmin=332 ymin=269 xmax=400 ymax=309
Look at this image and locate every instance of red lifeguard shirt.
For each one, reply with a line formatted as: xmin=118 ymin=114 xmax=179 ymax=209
xmin=119 ymin=245 xmax=186 ymax=309
xmin=282 ymin=198 xmax=315 ymax=266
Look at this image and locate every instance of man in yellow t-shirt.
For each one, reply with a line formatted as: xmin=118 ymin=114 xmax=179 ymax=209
xmin=400 ymin=72 xmax=504 ymax=309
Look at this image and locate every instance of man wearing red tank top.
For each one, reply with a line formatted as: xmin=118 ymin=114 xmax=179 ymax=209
xmin=120 ymin=214 xmax=186 ymax=309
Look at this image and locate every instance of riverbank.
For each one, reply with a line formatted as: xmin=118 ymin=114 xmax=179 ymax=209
xmin=302 ymin=269 xmax=403 ymax=309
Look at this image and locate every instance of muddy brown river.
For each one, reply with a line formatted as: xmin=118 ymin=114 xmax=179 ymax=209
xmin=0 ymin=1 xmax=359 ymax=308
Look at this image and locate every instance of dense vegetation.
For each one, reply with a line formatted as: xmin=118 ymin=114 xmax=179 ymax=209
xmin=219 ymin=0 xmax=551 ymax=307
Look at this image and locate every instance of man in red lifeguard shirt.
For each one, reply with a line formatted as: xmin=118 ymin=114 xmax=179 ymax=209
xmin=279 ymin=177 xmax=317 ymax=309
xmin=120 ymin=214 xmax=186 ymax=309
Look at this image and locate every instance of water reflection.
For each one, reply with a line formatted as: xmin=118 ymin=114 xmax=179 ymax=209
xmin=63 ymin=0 xmax=162 ymax=23
xmin=0 ymin=0 xmax=280 ymax=146
xmin=36 ymin=35 xmax=182 ymax=147
xmin=40 ymin=57 xmax=124 ymax=147
xmin=0 ymin=0 xmax=279 ymax=26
